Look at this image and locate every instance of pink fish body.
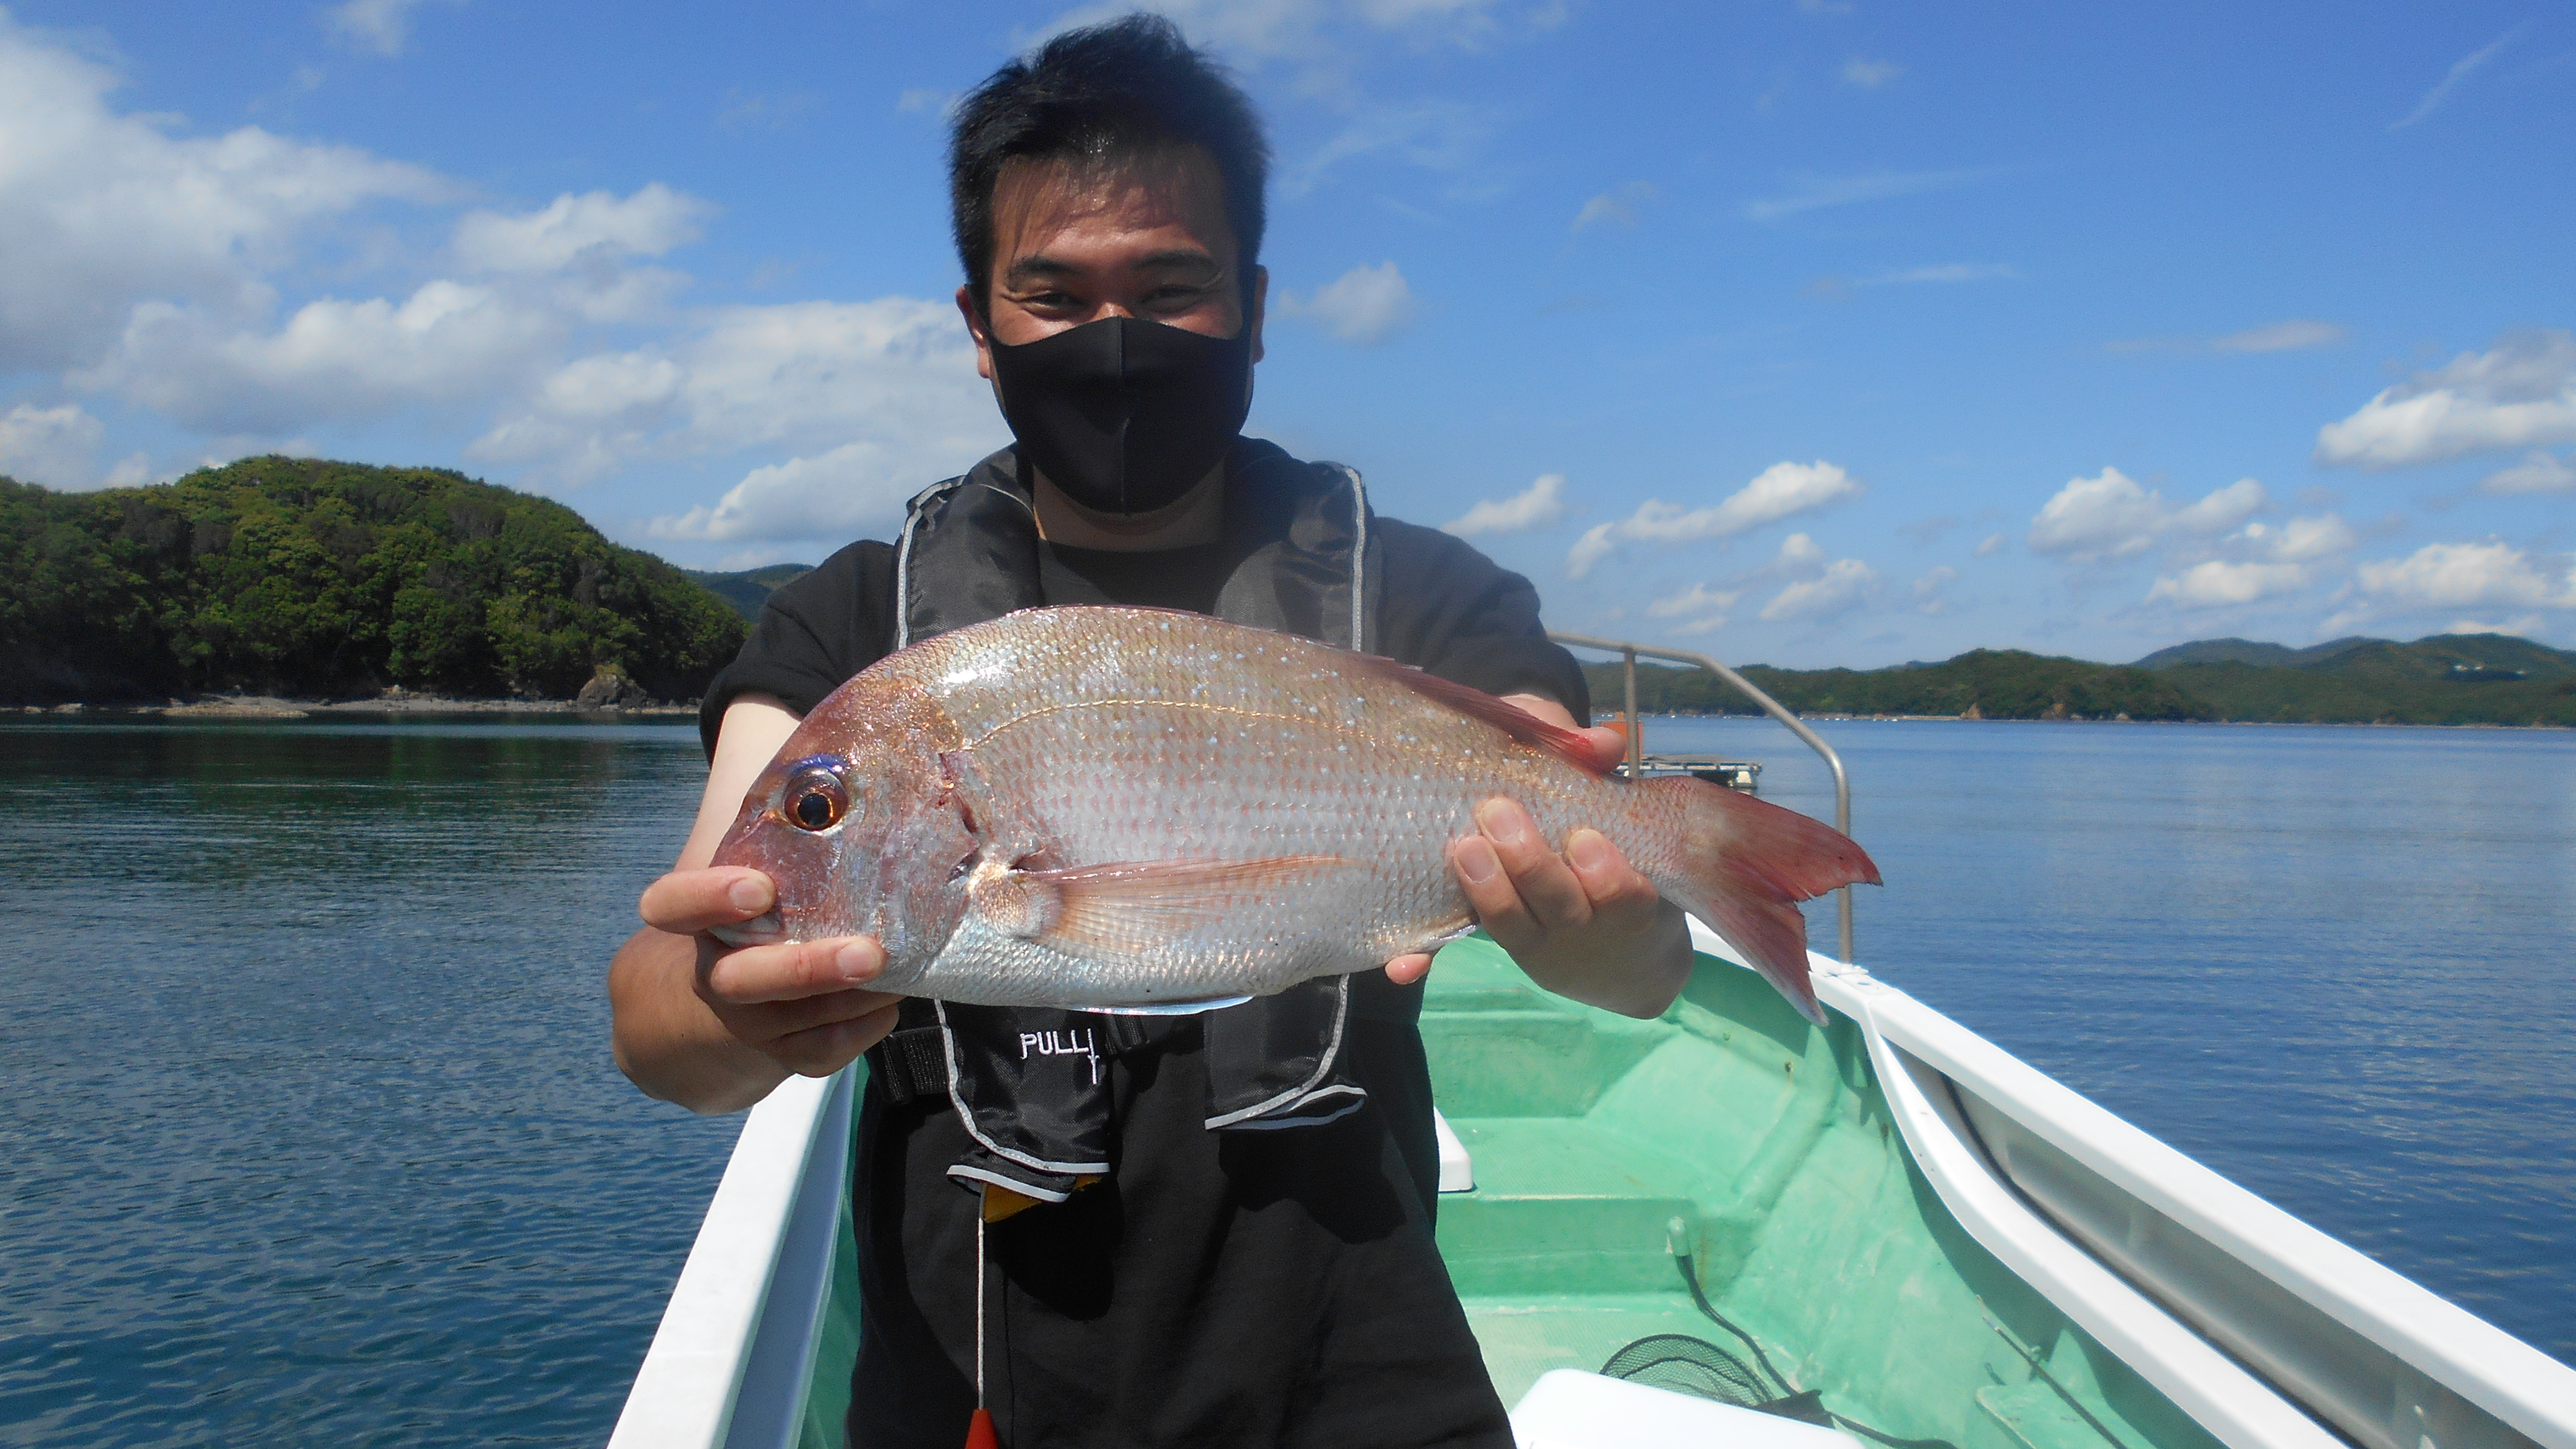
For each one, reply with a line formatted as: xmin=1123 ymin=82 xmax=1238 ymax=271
xmin=711 ymin=606 xmax=1878 ymax=1021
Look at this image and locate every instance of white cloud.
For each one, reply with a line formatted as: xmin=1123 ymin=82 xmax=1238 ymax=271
xmin=2315 ymin=330 xmax=2576 ymax=469
xmin=2350 ymin=540 xmax=2576 ymax=613
xmin=1281 ymin=99 xmax=1488 ymax=196
xmin=2142 ymin=509 xmax=2358 ymax=609
xmin=1646 ymin=581 xmax=1742 ymax=619
xmin=2234 ymin=514 xmax=2358 ymax=564
xmin=80 ymin=281 xmax=563 ymax=434
xmin=1571 ymin=181 xmax=1656 ymax=232
xmin=73 ymin=184 xmax=716 ymax=437
xmin=1566 ymin=460 xmax=1860 ymax=579
xmin=2444 ymin=614 xmax=2546 ymax=638
xmin=325 ymin=0 xmax=455 ymax=56
xmin=716 ymin=88 xmax=818 ymax=134
xmin=2026 ymin=467 xmax=2266 ymax=562
xmin=2108 ymin=319 xmax=2352 ymax=356
xmin=1760 ymin=558 xmax=1878 ymax=623
xmin=0 ymin=14 xmax=444 ymax=373
xmin=2480 ymin=450 xmax=2576 ymax=495
xmin=1744 ymin=168 xmax=1999 ymax=222
xmin=646 ymin=441 xmax=922 ymax=544
xmin=1769 ymin=533 xmax=1827 ymax=572
xmin=2145 ymin=561 xmax=2312 ymax=609
xmin=0 ymin=402 xmax=104 ymax=489
xmin=1278 ymin=261 xmax=1416 ymax=345
xmin=1442 ymin=473 xmax=1564 ymax=535
xmin=1911 ymin=565 xmax=1956 ymax=613
xmin=452 ymin=185 xmax=711 ymax=273
xmin=2389 ymin=29 xmax=2516 ymax=131
xmin=1861 ymin=263 xmax=2013 ymax=286
xmin=1974 ymin=532 xmax=2007 ymax=557
xmin=2212 ymin=319 xmax=2348 ymax=354
xmin=1045 ymin=0 xmax=1543 ymax=68
xmin=544 ymin=298 xmax=1001 ymax=539
xmin=1841 ymin=58 xmax=1902 ymax=88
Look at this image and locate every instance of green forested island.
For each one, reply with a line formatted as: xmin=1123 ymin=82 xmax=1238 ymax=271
xmin=2 ymin=457 xmax=745 ymax=705
xmin=9 ymin=457 xmax=2571 ymax=725
xmin=1588 ymin=633 xmax=2576 ymax=727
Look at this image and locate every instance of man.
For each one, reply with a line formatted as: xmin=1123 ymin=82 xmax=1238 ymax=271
xmin=607 ymin=16 xmax=1693 ymax=1446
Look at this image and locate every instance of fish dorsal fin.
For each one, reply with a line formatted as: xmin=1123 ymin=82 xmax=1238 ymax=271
xmin=1345 ymin=654 xmax=1605 ymax=774
xmin=972 ymin=855 xmax=1350 ymax=957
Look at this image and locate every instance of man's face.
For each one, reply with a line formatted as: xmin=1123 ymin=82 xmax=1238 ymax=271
xmin=957 ymin=144 xmax=1266 ymax=376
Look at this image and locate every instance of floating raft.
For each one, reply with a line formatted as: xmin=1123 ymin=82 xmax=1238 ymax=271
xmin=1618 ymin=754 xmax=1762 ymax=791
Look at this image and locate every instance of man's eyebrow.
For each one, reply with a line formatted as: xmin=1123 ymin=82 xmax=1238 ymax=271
xmin=1001 ymin=248 xmax=1223 ymax=285
xmin=1131 ymin=248 xmax=1221 ymax=272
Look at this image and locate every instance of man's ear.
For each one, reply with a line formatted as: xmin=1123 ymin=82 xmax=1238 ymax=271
xmin=1247 ymin=265 xmax=1267 ymax=365
xmin=956 ymin=285 xmax=996 ymax=381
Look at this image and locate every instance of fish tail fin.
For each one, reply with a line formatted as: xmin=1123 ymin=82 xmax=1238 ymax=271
xmin=1638 ymin=776 xmax=1880 ymax=1026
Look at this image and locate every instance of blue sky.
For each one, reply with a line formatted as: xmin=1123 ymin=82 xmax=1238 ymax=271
xmin=3 ymin=1 xmax=2570 ymax=667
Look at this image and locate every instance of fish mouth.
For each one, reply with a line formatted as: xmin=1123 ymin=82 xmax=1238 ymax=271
xmin=707 ymin=913 xmax=789 ymax=948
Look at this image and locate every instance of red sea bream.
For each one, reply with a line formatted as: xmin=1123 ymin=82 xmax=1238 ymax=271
xmin=710 ymin=606 xmax=1878 ymax=1021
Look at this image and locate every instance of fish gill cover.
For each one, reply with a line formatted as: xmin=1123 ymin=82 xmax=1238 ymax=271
xmin=0 ymin=456 xmax=747 ymax=706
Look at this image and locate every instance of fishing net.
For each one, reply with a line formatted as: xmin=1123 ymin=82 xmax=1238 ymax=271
xmin=1599 ymin=1333 xmax=1770 ymax=1406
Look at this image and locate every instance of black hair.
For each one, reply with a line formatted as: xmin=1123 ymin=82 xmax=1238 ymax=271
xmin=948 ymin=14 xmax=1269 ymax=316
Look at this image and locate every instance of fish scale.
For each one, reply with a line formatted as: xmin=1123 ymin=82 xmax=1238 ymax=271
xmin=712 ymin=607 xmax=1880 ymax=1021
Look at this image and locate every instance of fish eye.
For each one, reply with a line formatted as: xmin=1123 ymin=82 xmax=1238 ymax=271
xmin=782 ymin=766 xmax=849 ymax=832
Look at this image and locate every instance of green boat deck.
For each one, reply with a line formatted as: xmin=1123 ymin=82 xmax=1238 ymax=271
xmin=796 ymin=942 xmax=2232 ymax=1449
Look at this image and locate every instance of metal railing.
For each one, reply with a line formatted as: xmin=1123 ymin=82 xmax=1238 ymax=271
xmin=1548 ymin=631 xmax=1857 ymax=963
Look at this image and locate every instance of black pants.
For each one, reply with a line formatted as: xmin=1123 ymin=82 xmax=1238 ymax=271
xmin=847 ymin=1019 xmax=1511 ymax=1448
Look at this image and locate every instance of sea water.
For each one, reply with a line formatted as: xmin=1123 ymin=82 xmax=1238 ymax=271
xmin=0 ymin=716 xmax=2567 ymax=1446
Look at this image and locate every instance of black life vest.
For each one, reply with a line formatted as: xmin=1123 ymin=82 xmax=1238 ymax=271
xmin=887 ymin=438 xmax=1390 ymax=1203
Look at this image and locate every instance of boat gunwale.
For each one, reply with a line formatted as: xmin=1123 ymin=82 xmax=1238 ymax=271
xmin=1747 ymin=924 xmax=2576 ymax=1449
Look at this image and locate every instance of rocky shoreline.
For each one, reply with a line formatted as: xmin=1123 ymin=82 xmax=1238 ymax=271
xmin=17 ymin=691 xmax=699 ymax=720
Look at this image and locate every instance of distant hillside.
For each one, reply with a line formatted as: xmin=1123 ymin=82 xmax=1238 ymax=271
xmin=1586 ymin=633 xmax=2576 ymax=727
xmin=2131 ymin=636 xmax=2381 ymax=669
xmin=683 ymin=564 xmax=814 ymax=622
xmin=1588 ymin=649 xmax=2214 ymax=722
xmin=1 ymin=457 xmax=746 ymax=705
xmin=2161 ymin=634 xmax=2576 ymax=726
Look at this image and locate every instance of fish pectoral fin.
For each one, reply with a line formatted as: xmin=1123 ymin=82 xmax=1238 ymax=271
xmin=973 ymin=854 xmax=1348 ymax=957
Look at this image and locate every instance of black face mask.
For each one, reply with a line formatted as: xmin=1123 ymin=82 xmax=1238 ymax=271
xmin=988 ymin=315 xmax=1254 ymax=516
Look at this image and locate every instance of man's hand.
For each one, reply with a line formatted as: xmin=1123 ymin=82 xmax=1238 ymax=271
xmin=1383 ymin=705 xmax=1695 ymax=1020
xmin=647 ymin=865 xmax=902 ymax=1067
xmin=610 ymin=864 xmax=904 ymax=1114
xmin=610 ymin=694 xmax=911 ymax=1114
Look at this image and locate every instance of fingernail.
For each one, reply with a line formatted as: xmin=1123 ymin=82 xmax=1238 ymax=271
xmin=835 ymin=941 xmax=881 ymax=984
xmin=729 ymin=877 xmax=770 ymax=913
xmin=1569 ymin=830 xmax=1613 ymax=873
xmin=1475 ymin=800 xmax=1530 ymax=846
xmin=1455 ymin=838 xmax=1500 ymax=885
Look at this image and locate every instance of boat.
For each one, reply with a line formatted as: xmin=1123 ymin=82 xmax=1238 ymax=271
xmin=607 ymin=638 xmax=2576 ymax=1449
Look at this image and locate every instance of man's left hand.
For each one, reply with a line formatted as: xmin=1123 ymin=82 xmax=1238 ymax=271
xmin=1383 ymin=702 xmax=1696 ymax=1020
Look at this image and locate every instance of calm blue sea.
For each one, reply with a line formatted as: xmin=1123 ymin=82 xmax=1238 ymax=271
xmin=0 ymin=715 xmax=2568 ymax=1446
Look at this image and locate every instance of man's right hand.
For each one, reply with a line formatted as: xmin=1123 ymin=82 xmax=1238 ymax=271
xmin=611 ymin=861 xmax=901 ymax=1114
